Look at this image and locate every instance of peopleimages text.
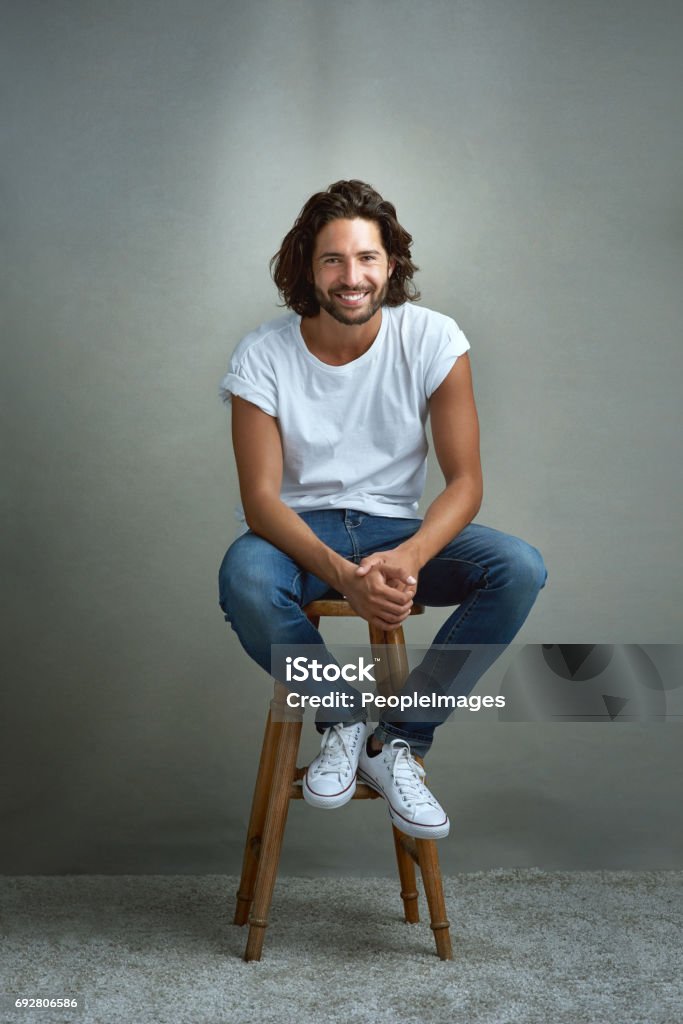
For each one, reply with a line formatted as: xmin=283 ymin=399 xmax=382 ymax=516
xmin=285 ymin=692 xmax=506 ymax=712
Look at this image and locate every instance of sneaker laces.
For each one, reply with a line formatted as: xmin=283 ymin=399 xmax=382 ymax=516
xmin=389 ymin=740 xmax=439 ymax=810
xmin=315 ymin=724 xmax=359 ymax=781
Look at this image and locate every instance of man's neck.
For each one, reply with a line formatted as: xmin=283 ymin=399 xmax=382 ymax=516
xmin=300 ymin=308 xmax=383 ymax=366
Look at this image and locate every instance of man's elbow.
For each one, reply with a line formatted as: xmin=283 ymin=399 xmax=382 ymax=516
xmin=242 ymin=491 xmax=279 ymax=535
xmin=243 ymin=504 xmax=265 ymax=534
xmin=472 ymin=474 xmax=484 ymax=517
xmin=447 ymin=472 xmax=483 ymax=519
xmin=467 ymin=488 xmax=483 ymax=523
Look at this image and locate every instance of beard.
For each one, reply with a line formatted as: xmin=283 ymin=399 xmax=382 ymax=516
xmin=314 ymin=279 xmax=390 ymax=326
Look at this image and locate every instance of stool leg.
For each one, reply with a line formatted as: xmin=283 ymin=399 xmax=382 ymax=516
xmin=369 ymin=623 xmax=450 ymax=945
xmin=244 ymin=715 xmax=302 ymax=961
xmin=234 ymin=710 xmax=278 ymax=926
xmin=416 ymin=838 xmax=453 ymax=960
xmin=368 ymin=624 xmax=409 ymax=700
xmin=392 ymin=825 xmax=420 ymax=923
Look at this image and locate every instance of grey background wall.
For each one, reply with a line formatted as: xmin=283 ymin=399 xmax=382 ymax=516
xmin=2 ymin=0 xmax=681 ymax=874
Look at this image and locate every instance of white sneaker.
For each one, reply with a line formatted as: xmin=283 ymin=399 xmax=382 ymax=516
xmin=302 ymin=721 xmax=367 ymax=809
xmin=358 ymin=738 xmax=450 ymax=839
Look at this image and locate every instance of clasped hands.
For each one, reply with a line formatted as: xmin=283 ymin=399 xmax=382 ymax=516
xmin=341 ymin=544 xmax=421 ymax=631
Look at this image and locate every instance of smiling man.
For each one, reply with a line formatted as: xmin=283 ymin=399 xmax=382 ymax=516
xmin=218 ymin=179 xmax=546 ymax=840
xmin=309 ymin=218 xmax=391 ymax=326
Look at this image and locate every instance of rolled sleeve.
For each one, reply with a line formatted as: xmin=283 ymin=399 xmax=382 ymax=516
xmin=218 ymin=345 xmax=279 ymax=417
xmin=219 ymin=369 xmax=278 ymax=417
xmin=424 ymin=318 xmax=470 ymax=398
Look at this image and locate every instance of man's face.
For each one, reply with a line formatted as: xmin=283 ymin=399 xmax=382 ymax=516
xmin=310 ymin=218 xmax=395 ymax=326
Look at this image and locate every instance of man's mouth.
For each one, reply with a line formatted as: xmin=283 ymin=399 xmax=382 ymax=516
xmin=334 ymin=291 xmax=370 ymax=306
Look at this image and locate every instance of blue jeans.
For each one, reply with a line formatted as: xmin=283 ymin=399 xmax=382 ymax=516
xmin=218 ymin=510 xmax=547 ymax=756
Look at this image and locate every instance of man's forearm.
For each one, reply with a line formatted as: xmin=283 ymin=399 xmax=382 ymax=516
xmin=244 ymin=495 xmax=352 ymax=592
xmin=402 ymin=477 xmax=483 ymax=569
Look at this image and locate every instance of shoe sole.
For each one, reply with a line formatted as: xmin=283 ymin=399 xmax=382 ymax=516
xmin=302 ymin=774 xmax=357 ymax=809
xmin=357 ymin=767 xmax=450 ymax=839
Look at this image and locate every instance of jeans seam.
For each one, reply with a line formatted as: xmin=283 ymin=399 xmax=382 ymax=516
xmin=290 ymin=569 xmax=303 ymax=600
xmin=344 ymin=526 xmax=361 ymax=561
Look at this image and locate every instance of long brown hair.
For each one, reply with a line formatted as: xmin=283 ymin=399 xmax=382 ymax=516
xmin=271 ymin=180 xmax=421 ymax=316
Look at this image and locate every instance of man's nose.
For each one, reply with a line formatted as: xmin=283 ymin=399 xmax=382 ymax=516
xmin=339 ymin=259 xmax=361 ymax=284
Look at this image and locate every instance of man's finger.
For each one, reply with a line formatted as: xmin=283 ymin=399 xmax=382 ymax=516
xmin=378 ymin=588 xmax=413 ymax=608
xmin=372 ymin=616 xmax=404 ymax=632
xmin=373 ymin=606 xmax=412 ymax=630
xmin=355 ymin=556 xmax=384 ymax=577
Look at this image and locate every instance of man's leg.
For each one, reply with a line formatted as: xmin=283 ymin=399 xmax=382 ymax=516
xmin=354 ymin=520 xmax=546 ymax=838
xmin=218 ymin=524 xmax=367 ymax=723
xmin=371 ymin=522 xmax=547 ymax=755
xmin=219 ymin=529 xmax=324 ymax=671
xmin=218 ymin=514 xmax=369 ymax=809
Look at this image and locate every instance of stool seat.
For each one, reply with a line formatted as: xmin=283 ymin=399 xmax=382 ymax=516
xmin=233 ymin=596 xmax=453 ymax=962
xmin=304 ymin=597 xmax=425 ymax=617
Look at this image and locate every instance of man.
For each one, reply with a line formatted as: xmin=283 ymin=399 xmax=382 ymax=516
xmin=218 ymin=179 xmax=546 ymax=841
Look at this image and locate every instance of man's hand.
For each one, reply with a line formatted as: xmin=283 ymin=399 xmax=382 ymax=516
xmin=354 ymin=543 xmax=421 ymax=592
xmin=337 ymin=561 xmax=415 ymax=632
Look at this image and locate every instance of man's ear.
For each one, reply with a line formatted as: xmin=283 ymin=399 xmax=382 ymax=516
xmin=388 ymin=258 xmax=396 ymax=277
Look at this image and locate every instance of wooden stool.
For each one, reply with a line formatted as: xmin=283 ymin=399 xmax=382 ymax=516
xmin=233 ymin=599 xmax=453 ymax=961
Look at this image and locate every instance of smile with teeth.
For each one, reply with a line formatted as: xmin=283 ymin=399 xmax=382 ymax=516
xmin=335 ymin=291 xmax=370 ymax=305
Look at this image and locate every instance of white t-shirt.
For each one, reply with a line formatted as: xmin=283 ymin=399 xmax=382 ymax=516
xmin=220 ymin=303 xmax=470 ymax=519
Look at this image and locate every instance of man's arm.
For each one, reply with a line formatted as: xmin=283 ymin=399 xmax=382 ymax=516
xmin=231 ymin=395 xmax=415 ymax=630
xmin=355 ymin=353 xmax=483 ymax=585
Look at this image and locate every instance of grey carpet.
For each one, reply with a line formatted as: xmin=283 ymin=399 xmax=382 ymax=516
xmin=2 ymin=871 xmax=682 ymax=1024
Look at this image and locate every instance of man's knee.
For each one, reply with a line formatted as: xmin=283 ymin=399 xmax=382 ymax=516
xmin=217 ymin=534 xmax=299 ymax=623
xmin=490 ymin=534 xmax=547 ymax=597
xmin=219 ymin=537 xmax=268 ymax=621
xmin=508 ymin=538 xmax=547 ymax=595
